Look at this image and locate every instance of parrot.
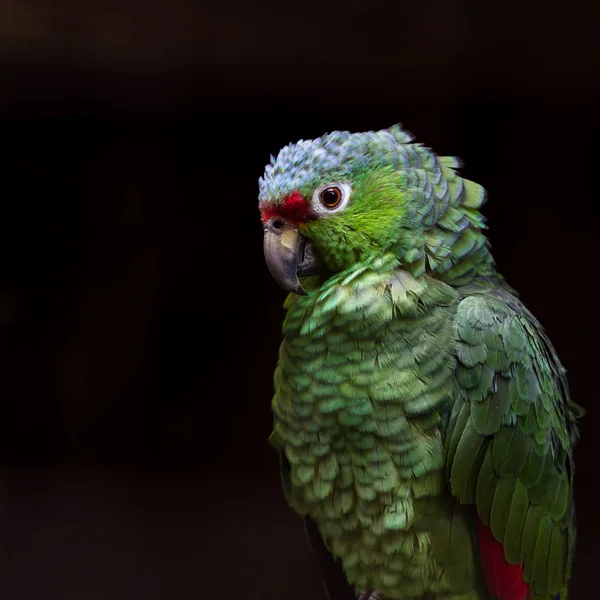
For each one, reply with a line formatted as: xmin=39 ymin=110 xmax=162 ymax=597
xmin=258 ymin=124 xmax=582 ymax=600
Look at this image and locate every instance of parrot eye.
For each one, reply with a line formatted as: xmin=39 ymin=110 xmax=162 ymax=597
xmin=319 ymin=186 xmax=343 ymax=208
xmin=311 ymin=182 xmax=352 ymax=215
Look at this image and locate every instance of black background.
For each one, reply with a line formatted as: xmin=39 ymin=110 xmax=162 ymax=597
xmin=1 ymin=1 xmax=598 ymax=598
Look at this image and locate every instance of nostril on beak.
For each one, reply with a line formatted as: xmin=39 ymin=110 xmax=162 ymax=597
xmin=271 ymin=219 xmax=285 ymax=232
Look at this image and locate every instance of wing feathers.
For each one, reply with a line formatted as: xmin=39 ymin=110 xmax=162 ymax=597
xmin=447 ymin=291 xmax=579 ymax=600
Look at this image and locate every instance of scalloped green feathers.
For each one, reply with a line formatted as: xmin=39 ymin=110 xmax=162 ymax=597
xmin=273 ymin=265 xmax=496 ymax=599
xmin=445 ymin=291 xmax=580 ymax=600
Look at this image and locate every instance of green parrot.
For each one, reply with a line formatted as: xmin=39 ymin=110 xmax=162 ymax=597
xmin=259 ymin=125 xmax=582 ymax=600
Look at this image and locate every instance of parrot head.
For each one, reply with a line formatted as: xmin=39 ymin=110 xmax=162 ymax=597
xmin=259 ymin=125 xmax=493 ymax=295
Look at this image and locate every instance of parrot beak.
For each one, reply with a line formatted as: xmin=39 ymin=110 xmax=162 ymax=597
xmin=263 ymin=221 xmax=321 ymax=295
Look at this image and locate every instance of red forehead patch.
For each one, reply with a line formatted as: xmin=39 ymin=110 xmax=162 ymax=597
xmin=261 ymin=191 xmax=313 ymax=225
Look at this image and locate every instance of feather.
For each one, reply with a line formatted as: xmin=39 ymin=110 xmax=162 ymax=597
xmin=532 ymin=514 xmax=552 ymax=593
xmin=548 ymin=525 xmax=568 ymax=596
xmin=492 ymin=426 xmax=529 ymax=477
xmin=470 ymin=387 xmax=511 ymax=436
xmin=445 ymin=400 xmax=471 ymax=471
xmin=490 ymin=477 xmax=516 ymax=542
xmin=476 ymin=447 xmax=497 ymax=525
xmin=477 ymin=517 xmax=530 ymax=600
xmin=450 ymin=418 xmax=487 ymax=502
xmin=503 ymin=480 xmax=529 ymax=564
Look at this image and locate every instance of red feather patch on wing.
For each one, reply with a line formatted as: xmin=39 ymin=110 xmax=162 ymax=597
xmin=477 ymin=517 xmax=530 ymax=600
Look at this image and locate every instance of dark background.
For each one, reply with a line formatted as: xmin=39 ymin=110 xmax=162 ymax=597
xmin=0 ymin=1 xmax=598 ymax=598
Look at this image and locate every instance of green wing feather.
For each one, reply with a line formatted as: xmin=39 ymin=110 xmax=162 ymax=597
xmin=445 ymin=289 xmax=582 ymax=600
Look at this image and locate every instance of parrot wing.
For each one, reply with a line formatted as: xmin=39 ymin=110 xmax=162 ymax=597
xmin=446 ymin=287 xmax=581 ymax=600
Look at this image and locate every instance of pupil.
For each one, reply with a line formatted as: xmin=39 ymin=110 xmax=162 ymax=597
xmin=323 ymin=188 xmax=339 ymax=205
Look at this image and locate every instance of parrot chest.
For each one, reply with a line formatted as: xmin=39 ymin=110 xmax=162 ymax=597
xmin=273 ymin=269 xmax=459 ymax=478
xmin=271 ymin=269 xmax=482 ymax=597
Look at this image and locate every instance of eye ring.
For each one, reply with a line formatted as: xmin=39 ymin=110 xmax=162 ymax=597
xmin=311 ymin=182 xmax=352 ymax=215
xmin=319 ymin=186 xmax=343 ymax=209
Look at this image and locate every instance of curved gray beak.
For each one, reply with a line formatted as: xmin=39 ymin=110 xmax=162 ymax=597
xmin=263 ymin=222 xmax=321 ymax=295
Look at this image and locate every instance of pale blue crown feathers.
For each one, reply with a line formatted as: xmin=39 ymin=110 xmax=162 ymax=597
xmin=258 ymin=125 xmax=424 ymax=205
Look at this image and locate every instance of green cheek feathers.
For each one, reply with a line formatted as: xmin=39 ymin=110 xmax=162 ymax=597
xmin=303 ymin=168 xmax=408 ymax=272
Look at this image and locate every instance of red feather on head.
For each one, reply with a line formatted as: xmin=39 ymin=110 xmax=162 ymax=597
xmin=261 ymin=191 xmax=312 ymax=225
